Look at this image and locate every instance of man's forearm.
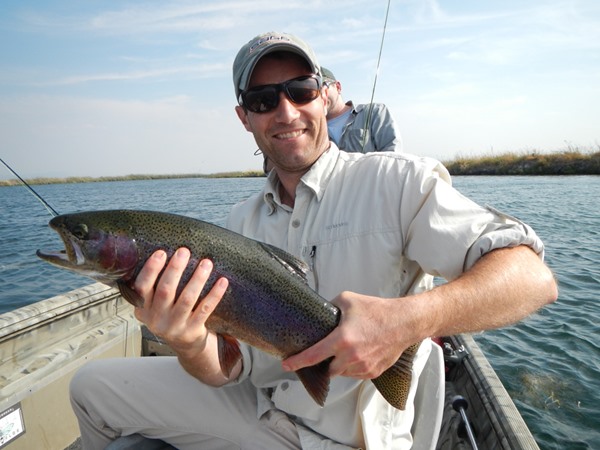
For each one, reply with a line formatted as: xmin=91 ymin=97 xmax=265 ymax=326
xmin=418 ymin=245 xmax=557 ymax=338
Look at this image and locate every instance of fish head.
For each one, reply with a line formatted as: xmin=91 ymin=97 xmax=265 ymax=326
xmin=37 ymin=212 xmax=140 ymax=285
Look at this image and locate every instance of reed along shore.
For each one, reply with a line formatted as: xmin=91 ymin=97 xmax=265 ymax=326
xmin=2 ymin=149 xmax=599 ymax=186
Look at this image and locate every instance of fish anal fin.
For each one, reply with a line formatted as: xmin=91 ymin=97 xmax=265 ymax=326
xmin=117 ymin=280 xmax=144 ymax=308
xmin=295 ymin=357 xmax=333 ymax=407
xmin=217 ymin=334 xmax=242 ymax=378
xmin=371 ymin=342 xmax=422 ymax=410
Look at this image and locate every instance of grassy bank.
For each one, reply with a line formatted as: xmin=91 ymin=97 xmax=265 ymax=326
xmin=443 ymin=149 xmax=600 ymax=175
xmin=0 ymin=171 xmax=265 ymax=187
xmin=2 ymin=149 xmax=599 ymax=186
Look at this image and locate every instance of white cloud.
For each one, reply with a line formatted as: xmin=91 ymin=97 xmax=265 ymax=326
xmin=40 ymin=63 xmax=225 ymax=86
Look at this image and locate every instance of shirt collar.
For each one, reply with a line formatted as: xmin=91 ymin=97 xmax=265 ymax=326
xmin=262 ymin=171 xmax=280 ymax=215
xmin=345 ymin=100 xmax=358 ymax=114
xmin=262 ymin=143 xmax=341 ymax=213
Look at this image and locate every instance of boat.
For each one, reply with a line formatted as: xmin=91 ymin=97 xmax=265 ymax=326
xmin=0 ymin=283 xmax=540 ymax=450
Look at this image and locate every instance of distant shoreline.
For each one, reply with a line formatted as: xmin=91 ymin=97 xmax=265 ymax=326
xmin=1 ymin=150 xmax=599 ymax=186
xmin=443 ymin=149 xmax=600 ymax=176
xmin=0 ymin=171 xmax=266 ymax=187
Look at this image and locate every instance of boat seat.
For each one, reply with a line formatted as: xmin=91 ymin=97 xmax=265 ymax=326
xmin=410 ymin=340 xmax=445 ymax=450
xmin=105 ymin=434 xmax=176 ymax=450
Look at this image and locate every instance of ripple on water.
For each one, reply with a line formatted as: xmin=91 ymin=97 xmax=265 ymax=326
xmin=2 ymin=176 xmax=600 ymax=449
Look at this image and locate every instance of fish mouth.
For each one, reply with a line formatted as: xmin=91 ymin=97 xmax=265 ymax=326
xmin=37 ymin=234 xmax=86 ymax=269
xmin=36 ymin=247 xmax=85 ymax=267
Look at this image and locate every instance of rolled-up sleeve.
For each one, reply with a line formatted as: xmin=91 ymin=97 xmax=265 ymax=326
xmin=402 ymin=162 xmax=545 ymax=281
xmin=465 ymin=204 xmax=545 ymax=270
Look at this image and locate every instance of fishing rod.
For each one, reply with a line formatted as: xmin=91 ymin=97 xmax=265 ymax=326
xmin=0 ymin=157 xmax=59 ymax=217
xmin=361 ymin=0 xmax=392 ymax=152
xmin=452 ymin=395 xmax=480 ymax=450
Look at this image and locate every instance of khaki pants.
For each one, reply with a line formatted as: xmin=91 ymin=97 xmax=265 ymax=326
xmin=70 ymin=356 xmax=304 ymax=450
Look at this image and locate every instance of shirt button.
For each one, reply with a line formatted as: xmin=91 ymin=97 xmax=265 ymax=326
xmin=281 ymin=382 xmax=289 ymax=391
xmin=291 ymin=219 xmax=301 ymax=228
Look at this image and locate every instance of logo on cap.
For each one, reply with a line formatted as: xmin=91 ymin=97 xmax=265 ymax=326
xmin=248 ymin=35 xmax=292 ymax=54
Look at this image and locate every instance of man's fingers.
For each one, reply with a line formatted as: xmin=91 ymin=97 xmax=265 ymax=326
xmin=174 ymin=258 xmax=216 ymax=313
xmin=282 ymin=334 xmax=335 ymax=373
xmin=193 ymin=277 xmax=229 ymax=320
xmin=153 ymin=248 xmax=191 ymax=303
xmin=133 ymin=250 xmax=167 ymax=307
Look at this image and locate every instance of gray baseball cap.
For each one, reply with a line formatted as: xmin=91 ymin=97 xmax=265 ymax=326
xmin=321 ymin=67 xmax=336 ymax=82
xmin=232 ymin=31 xmax=321 ymax=100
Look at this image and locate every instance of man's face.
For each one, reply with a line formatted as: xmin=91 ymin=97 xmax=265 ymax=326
xmin=325 ymin=81 xmax=341 ymax=115
xmin=235 ymin=54 xmax=329 ymax=175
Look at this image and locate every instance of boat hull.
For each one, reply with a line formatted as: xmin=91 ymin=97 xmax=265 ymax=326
xmin=0 ymin=284 xmax=540 ymax=450
xmin=438 ymin=334 xmax=540 ymax=449
xmin=0 ymin=283 xmax=141 ymax=450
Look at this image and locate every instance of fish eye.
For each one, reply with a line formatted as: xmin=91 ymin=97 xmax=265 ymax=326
xmin=73 ymin=223 xmax=89 ymax=240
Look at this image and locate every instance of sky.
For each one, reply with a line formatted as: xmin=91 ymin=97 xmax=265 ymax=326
xmin=1 ymin=0 xmax=599 ymax=179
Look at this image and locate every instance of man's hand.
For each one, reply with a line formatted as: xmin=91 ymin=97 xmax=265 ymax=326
xmin=282 ymin=293 xmax=421 ymax=379
xmin=133 ymin=248 xmax=236 ymax=385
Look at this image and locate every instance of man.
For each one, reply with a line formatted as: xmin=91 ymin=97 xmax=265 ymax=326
xmin=322 ymin=66 xmax=401 ymax=152
xmin=70 ymin=31 xmax=557 ymax=449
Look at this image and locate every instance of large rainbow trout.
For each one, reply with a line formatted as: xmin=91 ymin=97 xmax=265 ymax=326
xmin=37 ymin=210 xmax=419 ymax=409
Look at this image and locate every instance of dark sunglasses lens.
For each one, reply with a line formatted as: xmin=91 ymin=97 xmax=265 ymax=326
xmin=286 ymin=78 xmax=320 ymax=104
xmin=243 ymin=86 xmax=279 ymax=113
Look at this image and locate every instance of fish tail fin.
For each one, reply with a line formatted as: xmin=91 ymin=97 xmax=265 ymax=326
xmin=295 ymin=357 xmax=333 ymax=407
xmin=371 ymin=342 xmax=421 ymax=410
xmin=217 ymin=334 xmax=243 ymax=378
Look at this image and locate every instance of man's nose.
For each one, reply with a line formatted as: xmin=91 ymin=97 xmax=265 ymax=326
xmin=274 ymin=92 xmax=301 ymax=122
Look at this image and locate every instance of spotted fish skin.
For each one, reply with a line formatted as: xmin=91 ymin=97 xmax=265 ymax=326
xmin=37 ymin=209 xmax=418 ymax=409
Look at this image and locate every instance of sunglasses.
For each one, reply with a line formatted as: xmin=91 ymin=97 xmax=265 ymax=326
xmin=239 ymin=75 xmax=322 ymax=114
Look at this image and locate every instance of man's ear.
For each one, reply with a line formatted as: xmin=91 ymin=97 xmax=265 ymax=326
xmin=235 ymin=105 xmax=253 ymax=132
xmin=321 ymin=88 xmax=328 ymax=115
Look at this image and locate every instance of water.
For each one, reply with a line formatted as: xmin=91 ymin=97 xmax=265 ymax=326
xmin=449 ymin=176 xmax=600 ymax=450
xmin=0 ymin=178 xmax=265 ymax=312
xmin=1 ymin=176 xmax=598 ymax=449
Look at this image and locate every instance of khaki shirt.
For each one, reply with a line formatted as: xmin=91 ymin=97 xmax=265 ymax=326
xmin=226 ymin=144 xmax=544 ymax=449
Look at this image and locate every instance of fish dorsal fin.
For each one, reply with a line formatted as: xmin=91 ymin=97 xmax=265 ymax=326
xmin=295 ymin=356 xmax=333 ymax=407
xmin=259 ymin=242 xmax=310 ymax=283
xmin=371 ymin=341 xmax=421 ymax=410
xmin=217 ymin=334 xmax=243 ymax=378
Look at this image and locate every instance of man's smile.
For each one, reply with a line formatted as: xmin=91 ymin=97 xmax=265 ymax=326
xmin=274 ymin=129 xmax=305 ymax=140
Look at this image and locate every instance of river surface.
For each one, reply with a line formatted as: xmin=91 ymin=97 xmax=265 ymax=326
xmin=1 ymin=175 xmax=598 ymax=449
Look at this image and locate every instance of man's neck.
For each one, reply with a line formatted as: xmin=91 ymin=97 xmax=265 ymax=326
xmin=274 ymin=142 xmax=331 ymax=207
xmin=276 ymin=171 xmax=303 ymax=207
xmin=327 ymin=99 xmax=351 ymax=120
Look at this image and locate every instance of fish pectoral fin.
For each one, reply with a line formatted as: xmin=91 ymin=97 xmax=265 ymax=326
xmin=217 ymin=334 xmax=242 ymax=378
xmin=117 ymin=280 xmax=145 ymax=308
xmin=371 ymin=342 xmax=421 ymax=410
xmin=295 ymin=357 xmax=333 ymax=407
xmin=259 ymin=242 xmax=310 ymax=283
